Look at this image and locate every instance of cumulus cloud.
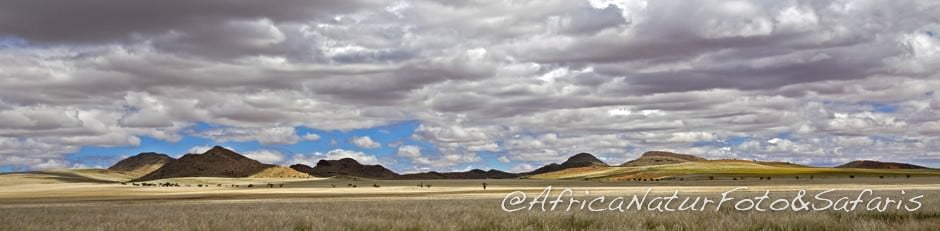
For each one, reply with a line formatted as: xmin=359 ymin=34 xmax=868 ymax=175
xmin=2 ymin=0 xmax=940 ymax=170
xmin=243 ymin=150 xmax=286 ymax=164
xmin=396 ymin=145 xmax=433 ymax=166
xmin=191 ymin=127 xmax=301 ymax=145
xmin=350 ymin=136 xmax=381 ymax=149
xmin=301 ymin=133 xmax=321 ymax=141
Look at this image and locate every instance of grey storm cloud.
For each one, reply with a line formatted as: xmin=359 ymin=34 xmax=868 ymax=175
xmin=1 ymin=0 xmax=940 ymax=170
xmin=0 ymin=0 xmax=382 ymax=43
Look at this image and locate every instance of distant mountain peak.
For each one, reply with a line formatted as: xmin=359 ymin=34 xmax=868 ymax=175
xmin=523 ymin=153 xmax=608 ymax=176
xmin=109 ymin=152 xmax=175 ymax=176
xmin=561 ymin=152 xmax=608 ymax=168
xmin=202 ymin=146 xmax=244 ymax=158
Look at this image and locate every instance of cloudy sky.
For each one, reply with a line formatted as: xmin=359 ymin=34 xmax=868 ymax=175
xmin=1 ymin=0 xmax=939 ymax=172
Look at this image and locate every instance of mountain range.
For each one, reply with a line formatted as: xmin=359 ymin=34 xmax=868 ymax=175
xmin=109 ymin=146 xmax=935 ymax=182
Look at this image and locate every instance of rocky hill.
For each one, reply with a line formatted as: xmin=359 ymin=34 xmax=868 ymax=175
xmin=134 ymin=146 xmax=274 ymax=181
xmin=108 ymin=152 xmax=175 ymax=177
xmin=289 ymin=158 xmax=398 ymax=179
xmin=526 ymin=153 xmax=608 ymax=175
xmin=620 ymin=151 xmax=706 ymax=167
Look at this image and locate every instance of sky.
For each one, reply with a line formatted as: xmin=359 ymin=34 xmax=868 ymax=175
xmin=1 ymin=0 xmax=939 ymax=173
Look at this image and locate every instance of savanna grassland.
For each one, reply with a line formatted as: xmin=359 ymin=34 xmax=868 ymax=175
xmin=3 ymin=169 xmax=940 ymax=230
xmin=1 ymin=190 xmax=939 ymax=231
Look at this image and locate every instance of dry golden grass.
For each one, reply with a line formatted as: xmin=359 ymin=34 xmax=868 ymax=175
xmin=250 ymin=167 xmax=314 ymax=178
xmin=4 ymin=170 xmax=940 ymax=230
xmin=1 ymin=190 xmax=939 ymax=231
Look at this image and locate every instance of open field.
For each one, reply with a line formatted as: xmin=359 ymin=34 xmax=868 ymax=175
xmin=2 ymin=187 xmax=940 ymax=230
xmin=3 ymin=169 xmax=940 ymax=230
xmin=531 ymin=160 xmax=940 ymax=181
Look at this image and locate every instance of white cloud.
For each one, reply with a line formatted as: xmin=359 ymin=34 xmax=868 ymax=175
xmin=396 ymin=145 xmax=433 ymax=166
xmin=396 ymin=145 xmax=422 ymax=158
xmin=192 ymin=127 xmax=301 ymax=145
xmin=187 ymin=145 xmax=214 ymax=154
xmin=3 ymin=0 xmax=940 ymax=170
xmin=301 ymin=133 xmax=321 ymax=141
xmin=350 ymin=136 xmax=381 ymax=149
xmin=509 ymin=163 xmax=536 ymax=173
xmin=243 ymin=149 xmax=285 ymax=164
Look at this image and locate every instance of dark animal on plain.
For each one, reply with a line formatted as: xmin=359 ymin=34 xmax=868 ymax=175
xmin=482 ymin=182 xmax=487 ymax=190
xmin=373 ymin=184 xmax=380 ymax=188
xmin=247 ymin=184 xmax=253 ymax=188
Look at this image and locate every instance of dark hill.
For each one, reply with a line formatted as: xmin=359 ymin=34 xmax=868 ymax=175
xmin=620 ymin=151 xmax=706 ymax=167
xmin=561 ymin=153 xmax=608 ymax=168
xmin=134 ymin=146 xmax=273 ymax=181
xmin=836 ymin=160 xmax=927 ymax=169
xmin=397 ymin=169 xmax=518 ymax=179
xmin=109 ymin=152 xmax=175 ymax=174
xmin=289 ymin=158 xmax=398 ymax=179
xmin=526 ymin=153 xmax=608 ymax=175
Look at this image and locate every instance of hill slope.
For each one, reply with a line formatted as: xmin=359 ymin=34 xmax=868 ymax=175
xmin=620 ymin=151 xmax=706 ymax=167
xmin=837 ymin=160 xmax=928 ymax=169
xmin=250 ymin=166 xmax=313 ymax=178
xmin=526 ymin=153 xmax=607 ymax=175
xmin=108 ymin=152 xmax=175 ymax=177
xmin=135 ymin=146 xmax=273 ymax=181
xmin=532 ymin=159 xmax=940 ymax=180
xmin=290 ymin=158 xmax=398 ymax=179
